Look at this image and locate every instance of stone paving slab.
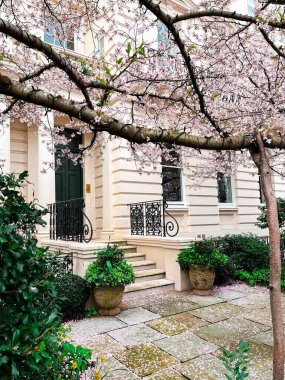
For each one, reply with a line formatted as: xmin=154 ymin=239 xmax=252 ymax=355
xmin=154 ymin=330 xmax=218 ymax=362
xmin=144 ymin=299 xmax=200 ymax=317
xmin=68 ymin=317 xmax=127 ymax=340
xmin=108 ymin=323 xmax=165 ymax=347
xmin=143 ymin=368 xmax=187 ymax=379
xmin=175 ymin=354 xmax=228 ymax=380
xmin=189 ymin=303 xmax=245 ymax=323
xmin=115 ymin=307 xmax=160 ymax=325
xmin=195 ymin=317 xmax=269 ymax=347
xmin=229 ymin=293 xmax=270 ymax=309
xmin=250 ymin=329 xmax=274 ymax=347
xmin=146 ymin=312 xmax=209 ymax=336
xmin=114 ymin=343 xmax=180 ymax=378
xmin=212 ymin=287 xmax=245 ymax=300
xmin=180 ymin=294 xmax=225 ymax=307
xmin=81 ymin=334 xmax=126 ymax=358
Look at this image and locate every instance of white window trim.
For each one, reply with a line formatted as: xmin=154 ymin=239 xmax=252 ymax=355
xmin=42 ymin=27 xmax=78 ymax=53
xmin=218 ymin=175 xmax=236 ymax=209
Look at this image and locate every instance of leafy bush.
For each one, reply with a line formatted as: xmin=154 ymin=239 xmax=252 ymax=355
xmin=256 ymin=197 xmax=285 ymax=229
xmin=235 ymin=268 xmax=285 ymax=291
xmin=86 ymin=244 xmax=135 ymax=287
xmin=216 ymin=233 xmax=269 ymax=273
xmin=0 ymin=172 xmax=91 ymax=379
xmin=177 ymin=240 xmax=228 ymax=271
xmin=219 ymin=340 xmax=250 ymax=380
xmin=54 ymin=274 xmax=90 ymax=321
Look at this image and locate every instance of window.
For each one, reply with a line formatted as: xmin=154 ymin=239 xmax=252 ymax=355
xmin=44 ymin=23 xmax=74 ymax=51
xmin=162 ymin=146 xmax=183 ymax=202
xmin=247 ymin=0 xmax=255 ymax=16
xmin=158 ymin=21 xmax=170 ymax=48
xmin=217 ymin=172 xmax=235 ymax=206
xmin=95 ymin=35 xmax=104 ymax=57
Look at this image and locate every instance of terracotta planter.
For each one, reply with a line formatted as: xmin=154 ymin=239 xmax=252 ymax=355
xmin=189 ymin=267 xmax=215 ymax=296
xmin=94 ymin=285 xmax=125 ymax=316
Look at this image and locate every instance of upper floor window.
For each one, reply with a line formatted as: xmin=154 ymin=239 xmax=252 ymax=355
xmin=162 ymin=146 xmax=183 ymax=202
xmin=247 ymin=0 xmax=255 ymax=16
xmin=95 ymin=35 xmax=104 ymax=57
xmin=158 ymin=21 xmax=170 ymax=48
xmin=44 ymin=23 xmax=74 ymax=51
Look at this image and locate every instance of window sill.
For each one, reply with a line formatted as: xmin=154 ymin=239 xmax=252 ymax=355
xmin=219 ymin=207 xmax=238 ymax=213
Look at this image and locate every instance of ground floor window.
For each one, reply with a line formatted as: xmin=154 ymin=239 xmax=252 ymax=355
xmin=217 ymin=172 xmax=234 ymax=205
xmin=162 ymin=146 xmax=183 ymax=202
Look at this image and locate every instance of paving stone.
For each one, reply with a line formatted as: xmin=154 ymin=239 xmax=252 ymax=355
xmin=145 ymin=299 xmax=200 ymax=317
xmin=154 ymin=330 xmax=218 ymax=362
xmin=81 ymin=334 xmax=126 ymax=358
xmin=212 ymin=287 xmax=244 ymax=300
xmin=69 ymin=317 xmax=127 ymax=340
xmin=108 ymin=323 xmax=165 ymax=347
xmin=195 ymin=317 xmax=269 ymax=347
xmin=175 ymin=354 xmax=228 ymax=380
xmin=114 ymin=343 xmax=179 ymax=378
xmin=143 ymin=368 xmax=187 ymax=379
xmin=227 ymin=283 xmax=267 ymax=294
xmin=180 ymin=294 xmax=225 ymax=307
xmin=243 ymin=307 xmax=273 ymax=327
xmin=115 ymin=307 xmax=160 ymax=325
xmin=250 ymin=330 xmax=274 ymax=347
xmin=146 ymin=312 xmax=209 ymax=336
xmin=189 ymin=303 xmax=244 ymax=323
xmin=229 ymin=293 xmax=270 ymax=309
xmin=84 ymin=356 xmax=138 ymax=379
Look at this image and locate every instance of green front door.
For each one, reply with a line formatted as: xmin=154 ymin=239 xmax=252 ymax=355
xmin=55 ymin=130 xmax=83 ymax=202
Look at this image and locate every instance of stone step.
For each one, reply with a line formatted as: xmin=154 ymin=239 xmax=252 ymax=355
xmin=124 ymin=279 xmax=175 ymax=298
xmin=130 ymin=260 xmax=156 ymax=272
xmin=125 ymin=252 xmax=146 ymax=262
xmin=134 ymin=268 xmax=166 ymax=283
xmin=119 ymin=245 xmax=137 ymax=253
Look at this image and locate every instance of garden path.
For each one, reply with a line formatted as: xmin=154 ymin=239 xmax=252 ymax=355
xmin=68 ymin=284 xmax=282 ymax=379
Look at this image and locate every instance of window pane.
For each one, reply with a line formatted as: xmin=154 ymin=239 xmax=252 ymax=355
xmin=162 ymin=166 xmax=182 ymax=202
xmin=247 ymin=0 xmax=254 ymax=16
xmin=44 ymin=23 xmax=54 ymax=44
xmin=217 ymin=172 xmax=233 ymax=203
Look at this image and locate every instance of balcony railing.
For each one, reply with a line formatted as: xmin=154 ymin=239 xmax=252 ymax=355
xmin=48 ymin=198 xmax=93 ymax=243
xmin=128 ymin=199 xmax=179 ymax=237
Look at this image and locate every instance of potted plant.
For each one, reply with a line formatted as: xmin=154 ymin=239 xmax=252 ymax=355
xmin=86 ymin=245 xmax=135 ymax=316
xmin=177 ymin=239 xmax=228 ymax=295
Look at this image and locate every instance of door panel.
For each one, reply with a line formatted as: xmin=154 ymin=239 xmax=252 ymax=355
xmin=55 ymin=130 xmax=83 ymax=202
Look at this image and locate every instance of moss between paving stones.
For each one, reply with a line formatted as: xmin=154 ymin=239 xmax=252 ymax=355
xmin=146 ymin=312 xmax=209 ymax=336
xmin=114 ymin=343 xmax=179 ymax=377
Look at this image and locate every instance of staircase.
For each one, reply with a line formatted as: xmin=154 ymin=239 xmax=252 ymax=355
xmin=120 ymin=245 xmax=175 ymax=299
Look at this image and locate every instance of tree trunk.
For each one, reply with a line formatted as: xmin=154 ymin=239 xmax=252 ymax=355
xmin=250 ymin=131 xmax=284 ymax=380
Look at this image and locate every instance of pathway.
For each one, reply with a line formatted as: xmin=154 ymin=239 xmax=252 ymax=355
xmin=67 ymin=284 xmax=282 ymax=379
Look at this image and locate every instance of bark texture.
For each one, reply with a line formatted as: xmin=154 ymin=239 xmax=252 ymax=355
xmin=250 ymin=131 xmax=284 ymax=380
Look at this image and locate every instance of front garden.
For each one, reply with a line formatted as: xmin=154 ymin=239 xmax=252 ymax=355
xmin=1 ymin=172 xmax=284 ymax=379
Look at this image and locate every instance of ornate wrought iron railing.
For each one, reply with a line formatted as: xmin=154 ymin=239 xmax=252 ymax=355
xmin=128 ymin=199 xmax=179 ymax=237
xmin=48 ymin=198 xmax=93 ymax=243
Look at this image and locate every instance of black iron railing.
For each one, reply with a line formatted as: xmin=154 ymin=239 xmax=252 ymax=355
xmin=48 ymin=198 xmax=93 ymax=243
xmin=128 ymin=199 xmax=179 ymax=237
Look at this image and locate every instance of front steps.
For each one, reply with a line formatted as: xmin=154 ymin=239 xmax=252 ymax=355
xmin=122 ymin=245 xmax=175 ymax=299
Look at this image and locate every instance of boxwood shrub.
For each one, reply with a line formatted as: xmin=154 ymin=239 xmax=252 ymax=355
xmin=54 ymin=274 xmax=90 ymax=321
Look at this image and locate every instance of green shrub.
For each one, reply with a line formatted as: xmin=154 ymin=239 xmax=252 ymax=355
xmin=216 ymin=233 xmax=269 ymax=273
xmin=256 ymin=198 xmax=285 ymax=229
xmin=235 ymin=268 xmax=285 ymax=291
xmin=54 ymin=274 xmax=90 ymax=321
xmin=219 ymin=340 xmax=250 ymax=380
xmin=177 ymin=240 xmax=228 ymax=271
xmin=86 ymin=244 xmax=135 ymax=287
xmin=0 ymin=172 xmax=91 ymax=379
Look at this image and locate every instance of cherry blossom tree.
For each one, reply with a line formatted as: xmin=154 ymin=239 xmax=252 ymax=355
xmin=1 ymin=0 xmax=285 ymax=378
